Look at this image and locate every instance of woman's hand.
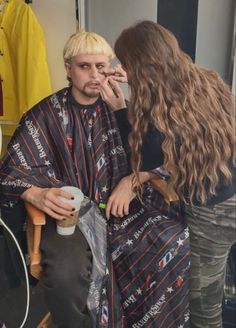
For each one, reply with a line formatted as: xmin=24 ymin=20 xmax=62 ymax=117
xmin=105 ymin=171 xmax=156 ymax=219
xmin=105 ymin=175 xmax=135 ymax=219
xmin=21 ymin=186 xmax=75 ymax=220
xmin=100 ymin=76 xmax=126 ymax=111
xmin=107 ymin=64 xmax=128 ymax=83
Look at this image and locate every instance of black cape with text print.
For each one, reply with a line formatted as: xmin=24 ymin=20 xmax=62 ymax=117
xmin=0 ymin=87 xmax=190 ymax=327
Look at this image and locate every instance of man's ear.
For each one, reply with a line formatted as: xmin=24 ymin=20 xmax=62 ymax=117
xmin=64 ymin=61 xmax=71 ymax=78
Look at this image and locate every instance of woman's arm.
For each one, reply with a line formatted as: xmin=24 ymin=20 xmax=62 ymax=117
xmin=105 ymin=171 xmax=155 ymax=219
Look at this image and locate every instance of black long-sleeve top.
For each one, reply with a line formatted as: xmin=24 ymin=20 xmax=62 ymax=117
xmin=114 ymin=108 xmax=165 ymax=170
xmin=115 ymin=108 xmax=236 ymax=206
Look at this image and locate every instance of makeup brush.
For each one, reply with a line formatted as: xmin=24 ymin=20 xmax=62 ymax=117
xmin=101 ymin=71 xmax=119 ymax=98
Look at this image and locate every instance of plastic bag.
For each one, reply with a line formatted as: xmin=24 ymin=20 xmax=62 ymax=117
xmin=77 ymin=197 xmax=108 ymax=327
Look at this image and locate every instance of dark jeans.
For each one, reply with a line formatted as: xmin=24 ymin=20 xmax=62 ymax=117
xmin=40 ymin=218 xmax=93 ymax=328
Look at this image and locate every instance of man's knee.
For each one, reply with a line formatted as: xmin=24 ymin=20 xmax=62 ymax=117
xmin=41 ymin=221 xmax=92 ymax=296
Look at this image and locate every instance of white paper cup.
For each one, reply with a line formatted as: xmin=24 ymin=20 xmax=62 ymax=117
xmin=56 ymin=224 xmax=77 ymax=236
xmin=56 ymin=186 xmax=84 ymax=236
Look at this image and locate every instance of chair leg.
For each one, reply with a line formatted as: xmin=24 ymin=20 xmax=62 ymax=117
xmin=37 ymin=312 xmax=52 ymax=328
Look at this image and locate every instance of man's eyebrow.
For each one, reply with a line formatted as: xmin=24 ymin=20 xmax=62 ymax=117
xmin=76 ymin=61 xmax=107 ymax=65
xmin=94 ymin=62 xmax=107 ymax=66
xmin=76 ymin=61 xmax=90 ymax=65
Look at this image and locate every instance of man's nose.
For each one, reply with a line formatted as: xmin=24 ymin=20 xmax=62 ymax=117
xmin=90 ymin=66 xmax=99 ymax=78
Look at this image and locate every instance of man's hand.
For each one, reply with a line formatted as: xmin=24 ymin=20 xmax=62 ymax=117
xmin=105 ymin=175 xmax=135 ymax=219
xmin=21 ymin=186 xmax=75 ymax=220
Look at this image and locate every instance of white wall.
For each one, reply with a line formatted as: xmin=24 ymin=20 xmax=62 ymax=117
xmin=196 ymin=0 xmax=234 ymax=82
xmin=32 ymin=0 xmax=157 ymax=91
xmin=86 ymin=0 xmax=157 ymax=48
xmin=31 ymin=0 xmax=235 ymax=89
xmin=85 ymin=0 xmax=157 ymax=97
xmin=31 ymin=0 xmax=76 ymax=92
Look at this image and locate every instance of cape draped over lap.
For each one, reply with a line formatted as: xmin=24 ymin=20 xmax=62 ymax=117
xmin=0 ymin=87 xmax=190 ymax=327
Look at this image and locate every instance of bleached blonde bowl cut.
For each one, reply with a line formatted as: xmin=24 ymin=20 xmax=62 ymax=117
xmin=63 ymin=31 xmax=115 ymax=62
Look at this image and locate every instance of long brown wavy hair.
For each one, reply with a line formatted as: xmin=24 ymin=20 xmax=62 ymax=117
xmin=114 ymin=20 xmax=236 ymax=204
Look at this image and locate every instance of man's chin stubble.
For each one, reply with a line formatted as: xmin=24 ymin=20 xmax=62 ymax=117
xmin=82 ymin=89 xmax=100 ymax=98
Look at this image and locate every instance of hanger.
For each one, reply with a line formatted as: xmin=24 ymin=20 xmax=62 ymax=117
xmin=0 ymin=0 xmax=8 ymax=13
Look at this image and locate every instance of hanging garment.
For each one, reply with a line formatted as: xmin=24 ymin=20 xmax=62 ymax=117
xmin=0 ymin=0 xmax=52 ymax=135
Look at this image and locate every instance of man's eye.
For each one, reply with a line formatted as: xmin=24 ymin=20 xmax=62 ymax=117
xmin=79 ymin=64 xmax=89 ymax=69
xmin=97 ymin=64 xmax=105 ymax=70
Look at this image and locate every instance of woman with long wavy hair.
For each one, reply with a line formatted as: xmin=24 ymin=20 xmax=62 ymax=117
xmin=106 ymin=20 xmax=236 ymax=327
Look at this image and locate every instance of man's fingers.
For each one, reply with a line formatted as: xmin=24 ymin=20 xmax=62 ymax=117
xmin=49 ymin=188 xmax=73 ymax=200
xmin=43 ymin=199 xmax=74 ymax=217
xmin=58 ymin=189 xmax=74 ymax=200
xmin=44 ymin=188 xmax=75 ymax=211
xmin=46 ymin=208 xmax=70 ymax=221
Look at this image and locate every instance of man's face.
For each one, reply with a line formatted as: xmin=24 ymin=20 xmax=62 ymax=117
xmin=65 ymin=54 xmax=110 ymax=104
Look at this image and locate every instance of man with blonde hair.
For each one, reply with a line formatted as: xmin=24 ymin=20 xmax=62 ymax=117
xmin=0 ymin=29 xmax=190 ymax=328
xmin=0 ymin=31 xmax=127 ymax=327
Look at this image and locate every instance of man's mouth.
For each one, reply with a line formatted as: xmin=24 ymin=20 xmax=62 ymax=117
xmin=86 ymin=81 xmax=100 ymax=88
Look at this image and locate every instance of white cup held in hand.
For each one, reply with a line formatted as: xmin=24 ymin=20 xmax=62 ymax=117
xmin=56 ymin=186 xmax=84 ymax=236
